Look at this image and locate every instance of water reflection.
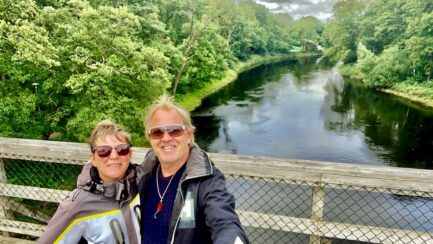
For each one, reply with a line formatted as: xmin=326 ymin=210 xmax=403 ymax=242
xmin=192 ymin=59 xmax=433 ymax=169
xmin=333 ymin=81 xmax=433 ymax=168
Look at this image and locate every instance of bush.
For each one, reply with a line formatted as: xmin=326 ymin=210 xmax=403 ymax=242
xmin=357 ymin=44 xmax=411 ymax=88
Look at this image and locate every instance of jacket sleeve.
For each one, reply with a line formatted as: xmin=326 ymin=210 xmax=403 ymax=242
xmin=201 ymin=168 xmax=249 ymax=244
xmin=36 ymin=189 xmax=83 ymax=244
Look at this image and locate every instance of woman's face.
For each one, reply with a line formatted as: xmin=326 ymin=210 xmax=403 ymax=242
xmin=90 ymin=135 xmax=132 ymax=182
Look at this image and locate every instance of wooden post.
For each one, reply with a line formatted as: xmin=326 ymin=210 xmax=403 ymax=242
xmin=0 ymin=158 xmax=12 ymax=237
xmin=309 ymin=185 xmax=331 ymax=244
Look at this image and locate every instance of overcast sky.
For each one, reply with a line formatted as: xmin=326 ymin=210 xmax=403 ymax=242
xmin=253 ymin=0 xmax=340 ymax=22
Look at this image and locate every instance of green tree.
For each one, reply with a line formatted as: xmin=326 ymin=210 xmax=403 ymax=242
xmin=0 ymin=0 xmax=307 ymax=142
xmin=177 ymin=23 xmax=231 ymax=93
xmin=0 ymin=0 xmax=60 ymax=138
xmin=404 ymin=12 xmax=433 ymax=82
xmin=359 ymin=0 xmax=406 ymax=54
xmin=38 ymin=0 xmax=170 ymax=141
xmin=360 ymin=45 xmax=410 ymax=88
xmin=323 ymin=0 xmax=366 ymax=63
xmin=266 ymin=13 xmax=294 ymax=53
xmin=356 ymin=42 xmax=377 ymax=81
xmin=290 ymin=16 xmax=322 ymax=42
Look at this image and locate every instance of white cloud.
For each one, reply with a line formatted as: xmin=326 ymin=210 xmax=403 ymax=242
xmin=307 ymin=0 xmax=326 ymax=4
xmin=285 ymin=3 xmax=301 ymax=12
xmin=315 ymin=12 xmax=332 ymax=21
xmin=252 ymin=0 xmax=339 ymax=21
xmin=255 ymin=0 xmax=281 ymax=10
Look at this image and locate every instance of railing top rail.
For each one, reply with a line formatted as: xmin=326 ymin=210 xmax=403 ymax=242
xmin=0 ymin=137 xmax=148 ymax=164
xmin=1 ymin=137 xmax=433 ymax=192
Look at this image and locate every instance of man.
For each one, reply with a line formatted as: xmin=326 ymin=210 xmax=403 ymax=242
xmin=138 ymin=94 xmax=249 ymax=244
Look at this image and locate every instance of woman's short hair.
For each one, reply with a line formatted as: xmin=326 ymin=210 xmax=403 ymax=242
xmin=88 ymin=120 xmax=131 ymax=151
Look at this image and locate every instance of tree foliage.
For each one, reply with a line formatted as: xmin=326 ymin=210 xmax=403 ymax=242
xmin=0 ymin=0 xmax=316 ymax=143
xmin=323 ymin=0 xmax=365 ymax=63
xmin=325 ymin=0 xmax=432 ymax=92
xmin=357 ymin=44 xmax=410 ymax=88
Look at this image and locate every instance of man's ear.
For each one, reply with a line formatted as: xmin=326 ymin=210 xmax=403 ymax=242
xmin=187 ymin=131 xmax=193 ymax=144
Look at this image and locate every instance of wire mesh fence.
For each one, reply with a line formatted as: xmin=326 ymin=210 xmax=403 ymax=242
xmin=3 ymin=159 xmax=82 ymax=190
xmin=1 ymin=138 xmax=433 ymax=243
xmin=226 ymin=174 xmax=433 ymax=243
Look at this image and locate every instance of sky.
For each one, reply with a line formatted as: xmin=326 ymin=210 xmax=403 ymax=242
xmin=253 ymin=0 xmax=340 ymax=22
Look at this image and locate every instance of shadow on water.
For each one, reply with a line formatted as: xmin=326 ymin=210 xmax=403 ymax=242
xmin=192 ymin=58 xmax=433 ymax=169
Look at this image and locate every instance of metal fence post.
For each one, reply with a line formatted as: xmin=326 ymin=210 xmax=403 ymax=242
xmin=0 ymin=158 xmax=12 ymax=237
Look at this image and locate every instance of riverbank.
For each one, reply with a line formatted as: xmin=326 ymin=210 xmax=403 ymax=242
xmin=177 ymin=53 xmax=319 ymax=111
xmin=339 ymin=65 xmax=433 ymax=109
xmin=381 ymin=82 xmax=433 ymax=109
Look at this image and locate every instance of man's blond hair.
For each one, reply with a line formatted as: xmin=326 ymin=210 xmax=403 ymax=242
xmin=143 ymin=94 xmax=195 ymax=145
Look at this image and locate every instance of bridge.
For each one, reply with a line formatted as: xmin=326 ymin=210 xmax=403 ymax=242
xmin=0 ymin=137 xmax=433 ymax=243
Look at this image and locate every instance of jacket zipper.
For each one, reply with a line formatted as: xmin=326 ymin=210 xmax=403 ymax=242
xmin=168 ymin=150 xmax=214 ymax=244
xmin=169 ymin=172 xmax=211 ymax=244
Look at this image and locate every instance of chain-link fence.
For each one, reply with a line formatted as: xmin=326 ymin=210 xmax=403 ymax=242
xmin=227 ymin=176 xmax=433 ymax=243
xmin=1 ymin=137 xmax=433 ymax=243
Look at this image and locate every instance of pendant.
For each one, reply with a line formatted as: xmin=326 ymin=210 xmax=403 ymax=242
xmin=154 ymin=200 xmax=163 ymax=219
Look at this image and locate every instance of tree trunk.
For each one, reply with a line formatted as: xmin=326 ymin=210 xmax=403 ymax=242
xmin=171 ymin=2 xmax=218 ymax=95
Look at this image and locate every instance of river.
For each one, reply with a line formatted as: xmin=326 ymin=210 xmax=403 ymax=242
xmin=192 ymin=58 xmax=433 ymax=169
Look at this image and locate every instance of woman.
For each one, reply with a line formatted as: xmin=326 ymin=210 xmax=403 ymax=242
xmin=37 ymin=120 xmax=140 ymax=244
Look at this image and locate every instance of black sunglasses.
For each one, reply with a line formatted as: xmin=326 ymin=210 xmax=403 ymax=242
xmin=148 ymin=124 xmax=186 ymax=140
xmin=92 ymin=144 xmax=131 ymax=158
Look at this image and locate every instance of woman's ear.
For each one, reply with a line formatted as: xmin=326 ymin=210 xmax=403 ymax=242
xmin=89 ymin=153 xmax=96 ymax=166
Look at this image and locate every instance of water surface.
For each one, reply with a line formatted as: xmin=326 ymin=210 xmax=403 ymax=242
xmin=192 ymin=59 xmax=433 ymax=169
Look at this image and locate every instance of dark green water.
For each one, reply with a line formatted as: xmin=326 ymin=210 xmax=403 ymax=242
xmin=192 ymin=59 xmax=433 ymax=169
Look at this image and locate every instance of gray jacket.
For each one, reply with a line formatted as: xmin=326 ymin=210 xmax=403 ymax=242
xmin=138 ymin=144 xmax=249 ymax=244
xmin=37 ymin=162 xmax=141 ymax=244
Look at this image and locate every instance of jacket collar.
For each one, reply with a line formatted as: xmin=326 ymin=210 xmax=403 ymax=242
xmin=77 ymin=162 xmax=136 ymax=201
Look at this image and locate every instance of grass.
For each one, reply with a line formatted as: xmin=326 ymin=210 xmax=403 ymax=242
xmin=177 ymin=53 xmax=312 ymax=111
xmin=339 ymin=64 xmax=433 ymax=109
xmin=384 ymin=81 xmax=433 ymax=108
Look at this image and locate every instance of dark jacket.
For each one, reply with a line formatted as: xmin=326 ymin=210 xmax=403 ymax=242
xmin=138 ymin=144 xmax=249 ymax=244
xmin=37 ymin=162 xmax=141 ymax=244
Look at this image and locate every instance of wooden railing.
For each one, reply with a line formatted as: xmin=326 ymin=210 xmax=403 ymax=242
xmin=1 ymin=137 xmax=433 ymax=243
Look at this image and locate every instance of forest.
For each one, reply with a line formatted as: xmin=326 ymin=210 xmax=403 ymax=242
xmin=323 ymin=0 xmax=432 ymax=100
xmin=0 ymin=0 xmax=431 ymax=145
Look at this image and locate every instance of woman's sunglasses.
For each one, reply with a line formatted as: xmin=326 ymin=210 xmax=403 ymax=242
xmin=148 ymin=124 xmax=186 ymax=140
xmin=92 ymin=144 xmax=131 ymax=158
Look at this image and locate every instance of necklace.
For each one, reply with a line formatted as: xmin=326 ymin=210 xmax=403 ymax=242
xmin=154 ymin=164 xmax=176 ymax=219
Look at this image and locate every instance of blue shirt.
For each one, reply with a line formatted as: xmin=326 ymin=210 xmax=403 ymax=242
xmin=141 ymin=164 xmax=185 ymax=244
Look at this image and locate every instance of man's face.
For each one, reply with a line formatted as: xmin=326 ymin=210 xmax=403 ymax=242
xmin=90 ymin=135 xmax=132 ymax=182
xmin=148 ymin=109 xmax=192 ymax=168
